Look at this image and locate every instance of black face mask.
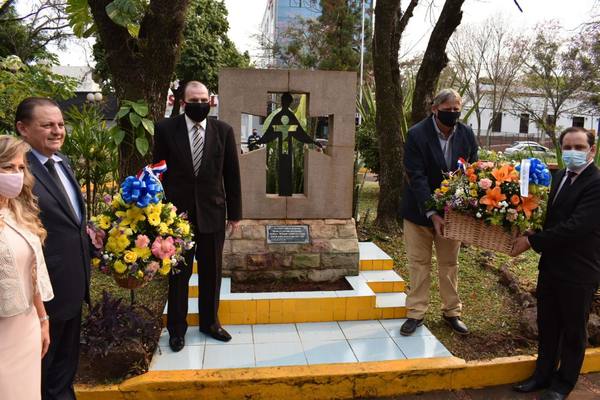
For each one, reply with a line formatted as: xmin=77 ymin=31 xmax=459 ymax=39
xmin=436 ymin=110 xmax=461 ymax=127
xmin=184 ymin=102 xmax=210 ymax=122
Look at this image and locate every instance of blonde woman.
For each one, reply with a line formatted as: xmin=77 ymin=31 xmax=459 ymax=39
xmin=0 ymin=135 xmax=54 ymax=400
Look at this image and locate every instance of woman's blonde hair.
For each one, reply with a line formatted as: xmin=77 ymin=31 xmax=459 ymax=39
xmin=0 ymin=135 xmax=46 ymax=241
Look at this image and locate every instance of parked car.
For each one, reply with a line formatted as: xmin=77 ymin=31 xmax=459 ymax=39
xmin=504 ymin=142 xmax=552 ymax=156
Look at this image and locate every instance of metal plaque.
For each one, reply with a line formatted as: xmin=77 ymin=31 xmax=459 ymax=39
xmin=266 ymin=225 xmax=310 ymax=244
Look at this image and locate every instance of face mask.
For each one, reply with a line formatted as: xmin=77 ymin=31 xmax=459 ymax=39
xmin=184 ymin=102 xmax=210 ymax=123
xmin=0 ymin=172 xmax=24 ymax=199
xmin=436 ymin=110 xmax=461 ymax=127
xmin=562 ymin=150 xmax=589 ymax=169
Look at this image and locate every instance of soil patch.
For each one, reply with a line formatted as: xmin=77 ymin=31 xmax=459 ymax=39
xmin=232 ymin=278 xmax=353 ymax=293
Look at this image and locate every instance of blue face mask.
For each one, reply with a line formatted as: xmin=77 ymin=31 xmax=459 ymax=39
xmin=562 ymin=150 xmax=589 ymax=169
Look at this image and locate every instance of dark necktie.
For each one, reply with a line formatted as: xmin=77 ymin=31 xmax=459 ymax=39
xmin=191 ymin=124 xmax=204 ymax=176
xmin=45 ymin=159 xmax=78 ymax=219
xmin=553 ymin=171 xmax=578 ymax=204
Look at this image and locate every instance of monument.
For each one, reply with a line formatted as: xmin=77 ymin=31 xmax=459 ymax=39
xmin=219 ymin=69 xmax=358 ymax=283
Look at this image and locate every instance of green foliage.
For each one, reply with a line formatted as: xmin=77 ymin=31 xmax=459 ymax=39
xmin=61 ymin=104 xmax=120 ymax=216
xmin=67 ymin=0 xmax=148 ymax=38
xmin=271 ymin=0 xmax=371 ymax=72
xmin=0 ymin=56 xmax=77 ymax=134
xmin=66 ymin=0 xmax=96 ymax=37
xmin=0 ymin=5 xmax=53 ymax=62
xmin=356 ymin=84 xmax=378 ymax=174
xmin=175 ymin=0 xmax=250 ymax=93
xmin=115 ymin=99 xmax=154 ymax=156
xmin=105 ymin=0 xmax=149 ymax=37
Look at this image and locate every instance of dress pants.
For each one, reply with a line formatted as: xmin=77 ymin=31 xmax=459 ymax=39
xmin=534 ymin=274 xmax=598 ymax=395
xmin=167 ymin=230 xmax=225 ymax=337
xmin=403 ymin=219 xmax=462 ymax=319
xmin=42 ymin=309 xmax=81 ymax=400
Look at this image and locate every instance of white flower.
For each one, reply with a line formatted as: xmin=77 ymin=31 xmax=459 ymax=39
xmin=476 ymin=212 xmax=482 ymax=218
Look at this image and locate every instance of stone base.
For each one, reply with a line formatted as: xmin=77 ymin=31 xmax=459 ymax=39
xmin=223 ymin=219 xmax=359 ymax=283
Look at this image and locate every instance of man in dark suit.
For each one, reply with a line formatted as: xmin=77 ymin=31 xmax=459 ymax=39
xmin=399 ymin=89 xmax=478 ymax=337
xmin=153 ymin=81 xmax=241 ymax=351
xmin=15 ymin=97 xmax=90 ymax=400
xmin=511 ymin=127 xmax=600 ymax=400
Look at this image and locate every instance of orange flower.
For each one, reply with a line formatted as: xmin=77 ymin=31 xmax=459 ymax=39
xmin=518 ymin=195 xmax=539 ymax=219
xmin=466 ymin=167 xmax=477 ymax=182
xmin=491 ymin=165 xmax=518 ymax=185
xmin=510 ymin=195 xmax=520 ymax=206
xmin=479 ymin=187 xmax=507 ymax=210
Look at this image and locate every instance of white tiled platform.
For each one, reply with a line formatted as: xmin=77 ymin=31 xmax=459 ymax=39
xmin=149 ymin=319 xmax=452 ymax=371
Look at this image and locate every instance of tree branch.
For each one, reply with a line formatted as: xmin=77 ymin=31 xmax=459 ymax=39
xmin=398 ymin=0 xmax=418 ymax=35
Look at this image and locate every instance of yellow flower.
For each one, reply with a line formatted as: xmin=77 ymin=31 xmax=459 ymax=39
xmin=158 ymin=258 xmax=171 ymax=275
xmin=145 ymin=203 xmax=163 ymax=216
xmin=115 ymin=206 xmax=146 ymax=228
xmin=97 ymin=215 xmax=111 ymax=229
xmin=91 ymin=258 xmax=100 ymax=268
xmin=469 ymin=190 xmax=478 ymax=197
xmin=440 ymin=186 xmax=449 ymax=193
xmin=147 ymin=213 xmax=161 ymax=226
xmin=177 ymin=222 xmax=190 ymax=236
xmin=158 ymin=222 xmax=170 ymax=235
xmin=113 ymin=260 xmax=127 ymax=274
xmin=123 ymin=251 xmax=138 ymax=264
xmin=111 ymin=193 xmax=124 ymax=209
xmin=136 ymin=270 xmax=144 ymax=279
xmin=133 ymin=246 xmax=151 ymax=259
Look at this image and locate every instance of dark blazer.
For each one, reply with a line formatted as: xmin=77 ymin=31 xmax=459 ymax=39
xmin=27 ymin=151 xmax=91 ymax=321
xmin=529 ymin=163 xmax=600 ymax=284
xmin=400 ymin=117 xmax=479 ymax=227
xmin=153 ymin=115 xmax=242 ymax=233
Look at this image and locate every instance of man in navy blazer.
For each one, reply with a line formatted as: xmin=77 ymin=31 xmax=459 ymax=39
xmin=399 ymin=89 xmax=478 ymax=337
xmin=512 ymin=127 xmax=600 ymax=400
xmin=16 ymin=97 xmax=90 ymax=400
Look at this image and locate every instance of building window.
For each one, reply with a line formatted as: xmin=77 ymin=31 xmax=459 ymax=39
xmin=491 ymin=112 xmax=502 ymax=133
xmin=572 ymin=116 xmax=585 ymax=128
xmin=519 ymin=113 xmax=529 ymax=134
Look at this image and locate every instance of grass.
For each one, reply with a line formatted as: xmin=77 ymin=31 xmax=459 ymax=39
xmin=357 ymin=180 xmax=540 ymax=360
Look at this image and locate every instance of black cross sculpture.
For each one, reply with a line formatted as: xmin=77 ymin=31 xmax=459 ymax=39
xmin=257 ymin=93 xmax=321 ymax=196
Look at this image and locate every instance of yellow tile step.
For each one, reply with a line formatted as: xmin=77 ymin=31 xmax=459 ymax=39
xmin=360 ymin=270 xmax=405 ymax=293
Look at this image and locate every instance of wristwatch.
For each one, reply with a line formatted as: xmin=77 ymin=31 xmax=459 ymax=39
xmin=39 ymin=315 xmax=50 ymax=322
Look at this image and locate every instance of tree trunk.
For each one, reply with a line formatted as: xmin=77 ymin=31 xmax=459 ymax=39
xmin=411 ymin=0 xmax=465 ymax=124
xmin=88 ymin=0 xmax=190 ymax=177
xmin=372 ymin=0 xmax=416 ymax=229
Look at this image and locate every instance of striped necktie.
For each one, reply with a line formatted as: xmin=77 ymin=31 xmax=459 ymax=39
xmin=191 ymin=123 xmax=204 ymax=175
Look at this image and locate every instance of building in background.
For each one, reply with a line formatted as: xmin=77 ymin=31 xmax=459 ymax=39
xmin=462 ymin=85 xmax=599 ymax=148
xmin=259 ymin=0 xmax=373 ymax=68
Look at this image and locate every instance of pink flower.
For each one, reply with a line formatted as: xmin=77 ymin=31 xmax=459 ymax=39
xmin=151 ymin=236 xmax=176 ymax=260
xmin=103 ymin=194 xmax=112 ymax=204
xmin=478 ymin=178 xmax=493 ymax=190
xmin=135 ymin=234 xmax=150 ymax=248
xmin=146 ymin=261 xmax=160 ymax=274
xmin=86 ymin=225 xmax=105 ymax=250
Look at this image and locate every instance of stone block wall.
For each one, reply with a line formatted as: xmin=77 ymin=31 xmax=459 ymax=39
xmin=223 ymin=219 xmax=359 ymax=283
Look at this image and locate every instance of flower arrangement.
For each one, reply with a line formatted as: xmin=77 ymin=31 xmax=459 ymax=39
xmin=430 ymin=157 xmax=552 ymax=233
xmin=87 ymin=162 xmax=194 ymax=289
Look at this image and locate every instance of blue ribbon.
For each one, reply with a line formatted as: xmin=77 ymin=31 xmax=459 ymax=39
xmin=516 ymin=158 xmax=551 ymax=187
xmin=120 ymin=164 xmax=166 ymax=208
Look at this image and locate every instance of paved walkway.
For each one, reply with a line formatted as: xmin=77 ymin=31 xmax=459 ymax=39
xmin=149 ymin=319 xmax=451 ymax=370
xmin=367 ymin=373 xmax=600 ymax=399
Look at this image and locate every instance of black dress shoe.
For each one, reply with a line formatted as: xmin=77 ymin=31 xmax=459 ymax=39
xmin=539 ymin=389 xmax=568 ymax=400
xmin=512 ymin=377 xmax=548 ymax=393
xmin=201 ymin=325 xmax=232 ymax=342
xmin=400 ymin=318 xmax=424 ymax=336
xmin=443 ymin=315 xmax=469 ymax=335
xmin=169 ymin=336 xmax=185 ymax=352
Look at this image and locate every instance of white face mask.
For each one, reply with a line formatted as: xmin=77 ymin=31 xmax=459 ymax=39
xmin=0 ymin=172 xmax=24 ymax=199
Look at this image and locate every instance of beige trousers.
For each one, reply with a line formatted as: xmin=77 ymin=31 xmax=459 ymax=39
xmin=403 ymin=219 xmax=462 ymax=319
